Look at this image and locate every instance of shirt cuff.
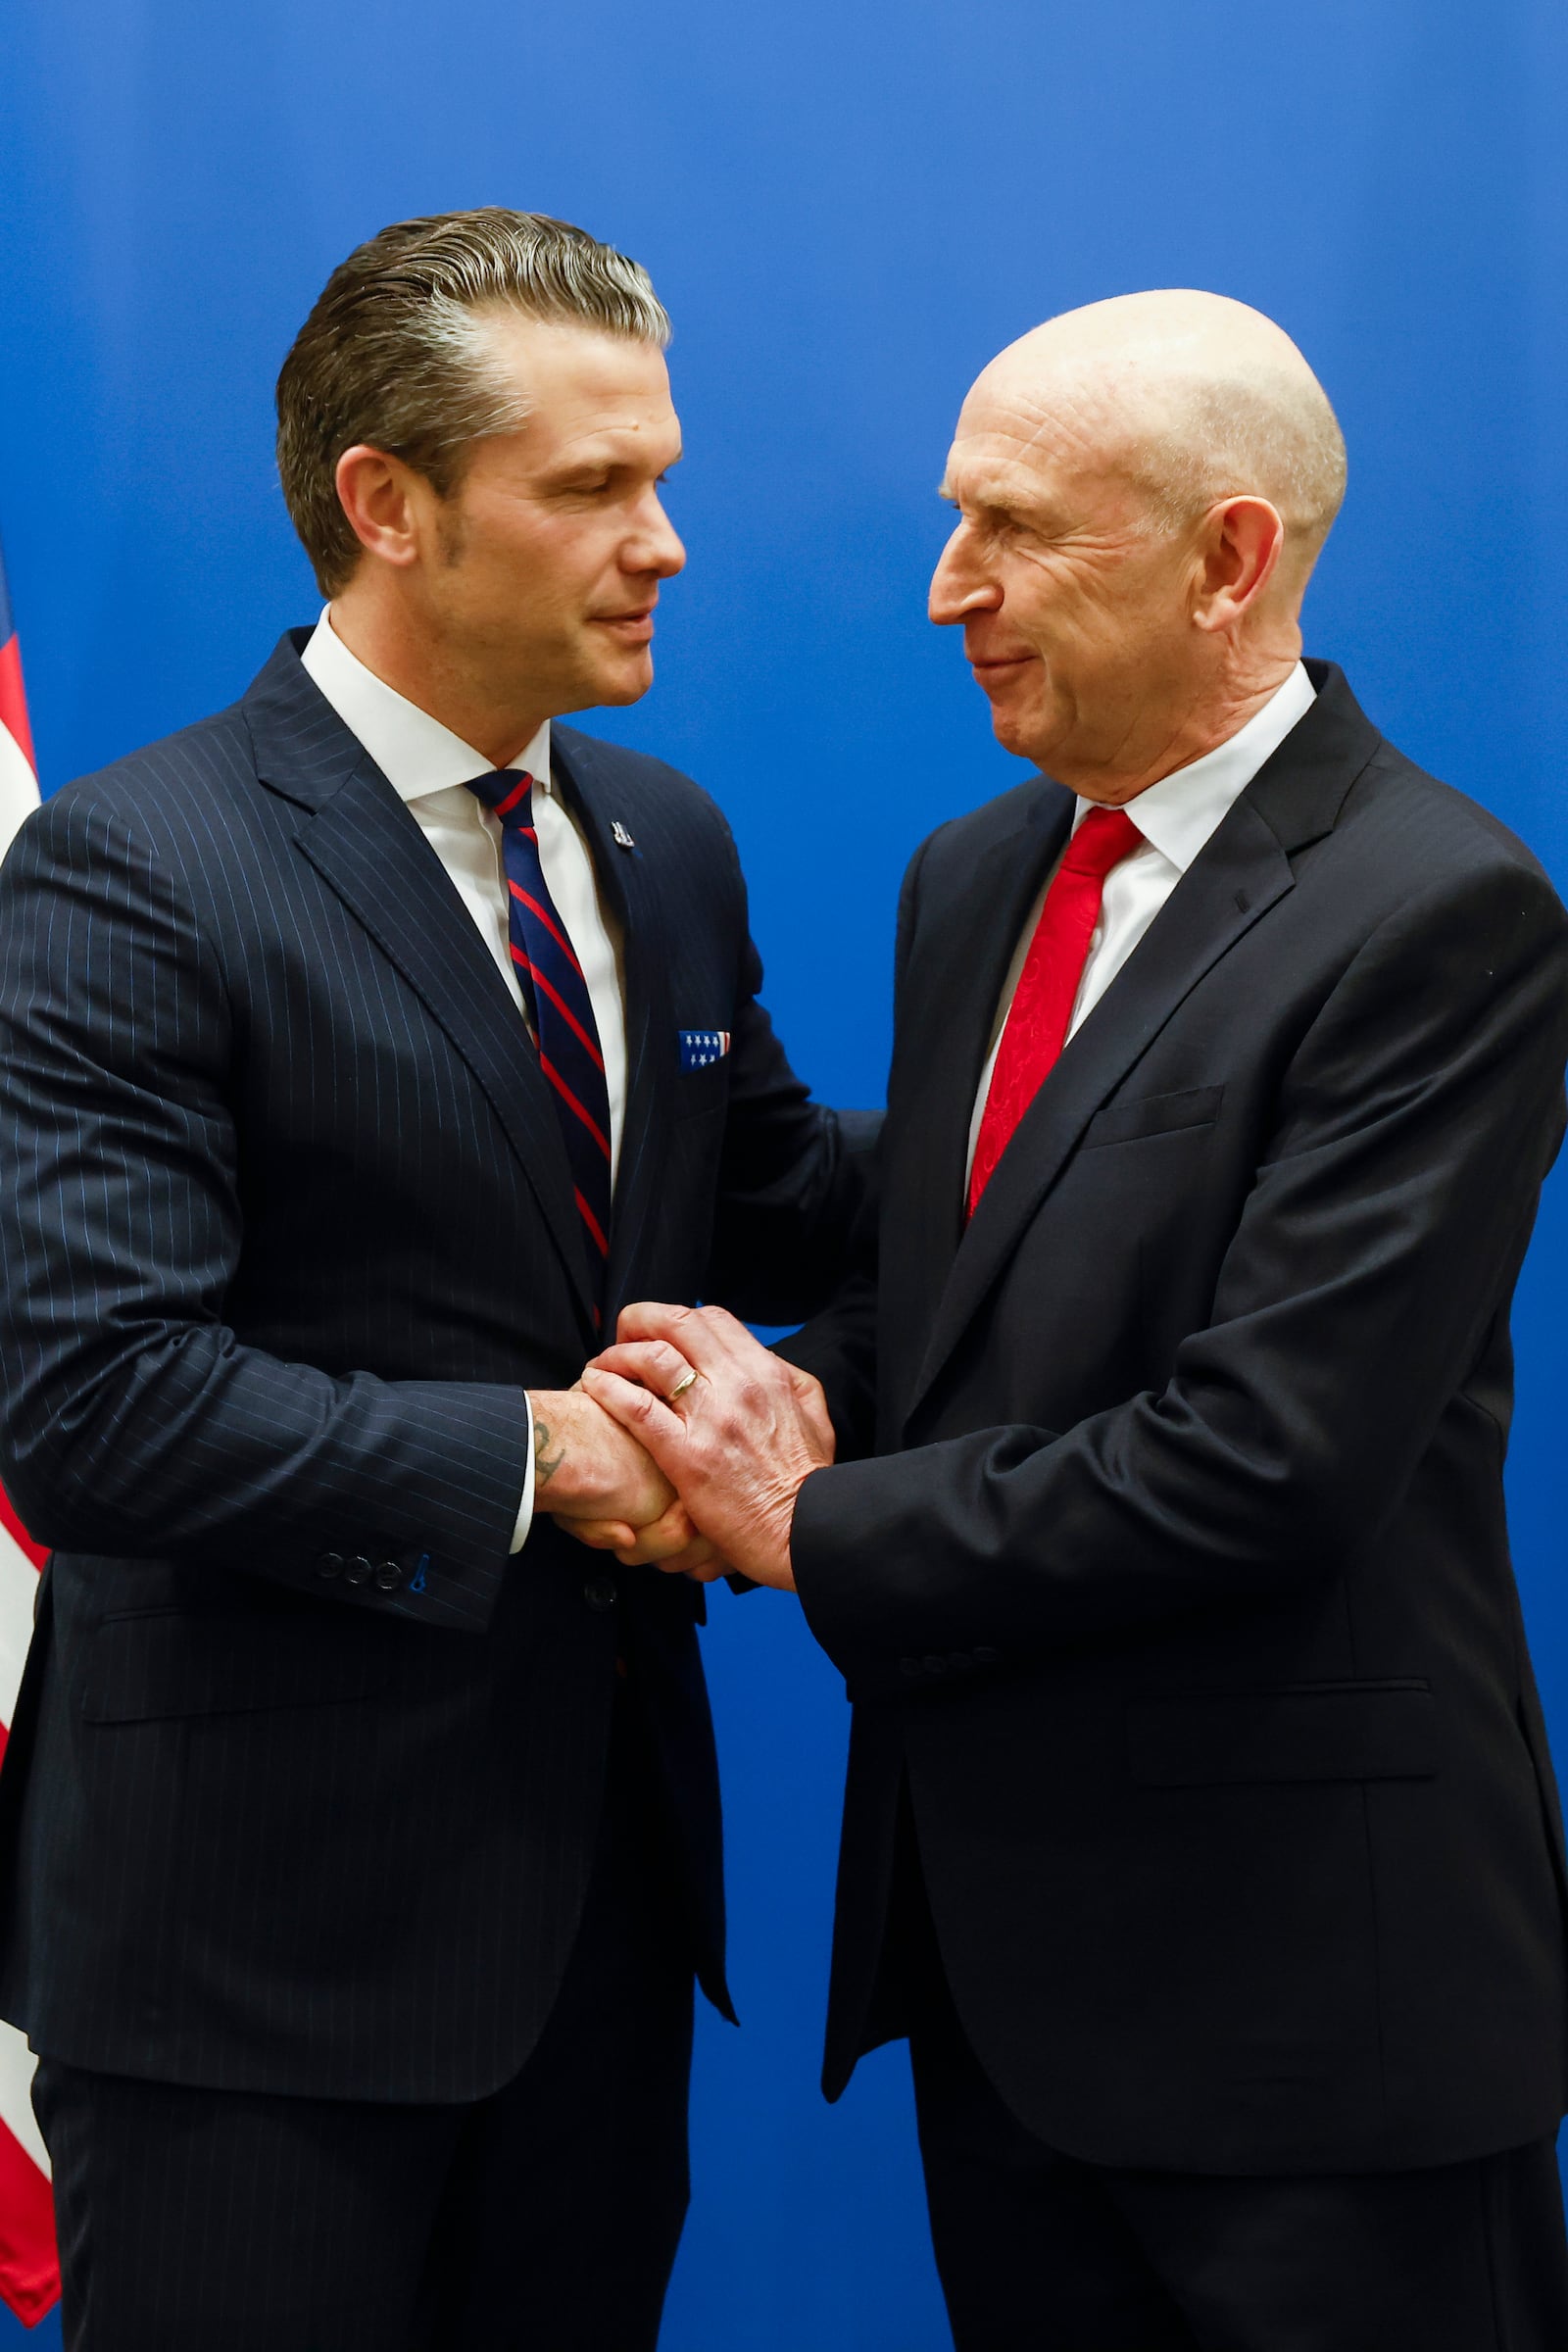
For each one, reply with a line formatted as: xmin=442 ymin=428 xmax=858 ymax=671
xmin=511 ymin=1396 xmax=536 ymax=1554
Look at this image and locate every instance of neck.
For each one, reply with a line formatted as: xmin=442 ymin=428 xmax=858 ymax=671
xmin=326 ymin=584 xmax=549 ymax=769
xmin=1068 ymin=640 xmax=1300 ymax=807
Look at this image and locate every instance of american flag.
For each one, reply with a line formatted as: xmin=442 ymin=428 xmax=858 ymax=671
xmin=0 ymin=544 xmax=61 ymax=2327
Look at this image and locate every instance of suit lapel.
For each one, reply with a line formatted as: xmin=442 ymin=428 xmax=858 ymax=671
xmin=901 ymin=664 xmax=1384 ymax=1432
xmin=887 ymin=787 xmax=1073 ymax=1389
xmin=551 ymin=733 xmax=675 ymax=1323
xmin=243 ymin=636 xmax=598 ymax=1339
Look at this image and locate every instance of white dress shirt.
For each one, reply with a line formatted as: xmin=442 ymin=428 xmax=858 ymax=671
xmin=966 ymin=663 xmax=1317 ymax=1190
xmin=302 ymin=610 xmax=629 ymax=1551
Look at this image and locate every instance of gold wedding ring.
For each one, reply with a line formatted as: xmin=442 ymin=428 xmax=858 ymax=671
xmin=666 ymin=1369 xmax=699 ymax=1406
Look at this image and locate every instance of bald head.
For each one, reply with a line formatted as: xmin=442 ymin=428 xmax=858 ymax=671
xmin=931 ymin=291 xmax=1344 ymax=801
xmin=982 ymin=291 xmax=1346 ymax=582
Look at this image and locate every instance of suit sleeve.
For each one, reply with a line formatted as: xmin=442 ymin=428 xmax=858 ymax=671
xmin=793 ymin=857 xmax=1568 ymax=1682
xmin=773 ymin=1229 xmax=879 ymax=1459
xmin=770 ymin=831 xmax=936 ymax=1456
xmin=0 ymin=793 xmax=528 ymax=1634
xmin=770 ymin=827 xmax=940 ymax=1448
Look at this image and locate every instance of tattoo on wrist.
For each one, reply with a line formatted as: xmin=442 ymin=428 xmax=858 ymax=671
xmin=534 ymin=1417 xmax=565 ymax=1487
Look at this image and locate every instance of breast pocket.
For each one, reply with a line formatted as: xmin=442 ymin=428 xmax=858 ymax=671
xmin=1081 ymin=1085 xmax=1224 ymax=1150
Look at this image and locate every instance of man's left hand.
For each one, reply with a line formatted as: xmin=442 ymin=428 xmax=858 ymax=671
xmin=580 ymin=1303 xmax=835 ymax=1591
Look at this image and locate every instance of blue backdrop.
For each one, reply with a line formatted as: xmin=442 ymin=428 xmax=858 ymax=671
xmin=3 ymin=1 xmax=1567 ymax=2342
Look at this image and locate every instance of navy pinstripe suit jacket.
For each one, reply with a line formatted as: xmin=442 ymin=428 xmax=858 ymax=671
xmin=0 ymin=632 xmax=871 ymax=2101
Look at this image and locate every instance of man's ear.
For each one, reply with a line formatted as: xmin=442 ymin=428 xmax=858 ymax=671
xmin=1192 ymin=495 xmax=1286 ymax=633
xmin=333 ymin=445 xmax=424 ymax=572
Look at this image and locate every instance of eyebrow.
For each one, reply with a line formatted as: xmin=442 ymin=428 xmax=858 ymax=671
xmin=940 ymin=467 xmax=1071 ymax=532
xmin=546 ymin=445 xmax=682 ymax=483
xmin=938 ymin=478 xmax=1015 ymax=517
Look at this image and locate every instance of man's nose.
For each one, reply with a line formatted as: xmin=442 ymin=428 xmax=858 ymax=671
xmin=929 ymin=522 xmax=999 ymax=625
xmin=627 ymin=492 xmax=686 ymax=580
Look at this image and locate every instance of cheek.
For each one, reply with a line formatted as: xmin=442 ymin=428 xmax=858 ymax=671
xmin=1006 ymin=556 xmax=1099 ymax=658
xmin=1049 ymin=573 xmax=1153 ymax=680
xmin=461 ymin=506 xmax=585 ymax=608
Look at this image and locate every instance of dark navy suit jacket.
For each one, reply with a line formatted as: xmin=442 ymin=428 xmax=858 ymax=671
xmin=0 ymin=632 xmax=869 ymax=2101
xmin=789 ymin=664 xmax=1568 ymax=2174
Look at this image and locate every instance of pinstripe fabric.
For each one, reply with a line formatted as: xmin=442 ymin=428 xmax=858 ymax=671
xmin=0 ymin=631 xmax=869 ymax=2101
xmin=30 ymin=1690 xmax=695 ymax=2350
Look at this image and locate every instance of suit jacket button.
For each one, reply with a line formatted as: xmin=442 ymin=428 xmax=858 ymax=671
xmin=973 ymin=1645 xmax=1000 ymax=1665
xmin=315 ymin=1552 xmax=343 ymax=1580
xmin=583 ymin=1575 xmax=618 ymax=1612
xmin=922 ymin=1654 xmax=948 ymax=1676
xmin=374 ymin=1559 xmax=404 ymax=1591
xmin=344 ymin=1555 xmax=373 ymax=1587
xmin=900 ymin=1656 xmax=923 ymax=1677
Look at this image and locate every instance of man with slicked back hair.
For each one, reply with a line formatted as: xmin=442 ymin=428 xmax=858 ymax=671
xmin=0 ymin=208 xmax=871 ymax=2349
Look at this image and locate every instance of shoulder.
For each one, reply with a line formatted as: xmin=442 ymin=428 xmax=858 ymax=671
xmin=1269 ymin=738 xmax=1568 ymax=1069
xmin=554 ymin=723 xmax=725 ymax=830
xmin=901 ymin=772 xmax=1065 ymax=912
xmin=553 ymin=724 xmax=749 ymax=913
xmin=1352 ymin=736 xmax=1553 ymax=874
xmin=1 ymin=702 xmax=281 ymax=945
xmin=1331 ymin=741 xmax=1566 ymax=943
xmin=919 ymin=771 xmax=1062 ymax=863
xmin=27 ymin=701 xmax=258 ymax=848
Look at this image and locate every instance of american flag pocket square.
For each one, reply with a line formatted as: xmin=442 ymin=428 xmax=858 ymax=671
xmin=678 ymin=1029 xmax=731 ymax=1071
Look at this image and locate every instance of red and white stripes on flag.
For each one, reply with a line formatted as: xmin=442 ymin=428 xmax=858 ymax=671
xmin=0 ymin=546 xmax=61 ymax=2328
xmin=0 ymin=570 xmax=38 ymax=862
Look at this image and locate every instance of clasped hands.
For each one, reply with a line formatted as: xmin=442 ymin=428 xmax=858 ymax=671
xmin=535 ymin=1304 xmax=834 ymax=1591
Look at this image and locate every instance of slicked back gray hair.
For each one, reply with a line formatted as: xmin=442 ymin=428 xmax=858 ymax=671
xmin=276 ymin=208 xmax=671 ymax=595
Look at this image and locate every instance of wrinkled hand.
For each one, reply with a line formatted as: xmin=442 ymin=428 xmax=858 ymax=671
xmin=529 ymin=1386 xmax=699 ymax=1562
xmin=580 ymin=1303 xmax=835 ymax=1591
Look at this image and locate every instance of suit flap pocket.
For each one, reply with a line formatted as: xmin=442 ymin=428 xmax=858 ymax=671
xmin=1082 ymin=1085 xmax=1224 ymax=1150
xmin=1128 ymin=1681 xmax=1437 ymax=1787
xmin=83 ymin=1609 xmax=402 ymax=1723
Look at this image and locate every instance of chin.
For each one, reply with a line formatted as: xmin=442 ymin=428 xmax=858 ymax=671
xmin=986 ymin=688 xmax=1060 ymax=771
xmin=989 ymin=706 xmax=1041 ymax=763
xmin=590 ymin=656 xmax=656 ymax=710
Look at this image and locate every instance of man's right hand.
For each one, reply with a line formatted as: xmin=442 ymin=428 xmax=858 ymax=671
xmin=529 ymin=1385 xmax=693 ymax=1554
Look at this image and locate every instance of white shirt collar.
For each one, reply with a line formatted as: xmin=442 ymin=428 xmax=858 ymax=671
xmin=299 ymin=608 xmax=552 ymax=805
xmin=1077 ymin=662 xmax=1316 ymax=873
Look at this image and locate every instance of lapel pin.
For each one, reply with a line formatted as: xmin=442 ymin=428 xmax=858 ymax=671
xmin=611 ymin=820 xmax=636 ymax=851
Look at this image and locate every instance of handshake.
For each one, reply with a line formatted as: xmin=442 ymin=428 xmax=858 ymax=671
xmin=529 ymin=1303 xmax=836 ymax=1592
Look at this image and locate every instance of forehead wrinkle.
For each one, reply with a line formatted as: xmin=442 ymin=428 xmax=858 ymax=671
xmin=997 ymin=366 xmax=1168 ymax=479
xmin=949 ymin=416 xmax=1149 ymax=538
xmin=943 ymin=445 xmax=1052 ymax=519
xmin=548 ymin=413 xmax=679 ymax=460
xmin=959 ymin=365 xmax=1151 ymax=510
xmin=971 ymin=294 xmax=1347 ymax=553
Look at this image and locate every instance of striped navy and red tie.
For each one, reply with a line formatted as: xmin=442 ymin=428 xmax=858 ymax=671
xmin=466 ymin=768 xmax=612 ymax=1307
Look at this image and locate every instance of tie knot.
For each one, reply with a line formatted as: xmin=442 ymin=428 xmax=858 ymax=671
xmin=1063 ymin=805 xmax=1143 ymax=880
xmin=465 ymin=768 xmax=535 ymax=827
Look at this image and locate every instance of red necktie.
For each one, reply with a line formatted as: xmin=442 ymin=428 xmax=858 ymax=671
xmin=968 ymin=806 xmax=1144 ymax=1213
xmin=463 ymin=769 xmax=613 ymax=1316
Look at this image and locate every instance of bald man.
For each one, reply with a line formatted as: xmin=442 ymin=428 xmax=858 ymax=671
xmin=583 ymin=292 xmax=1568 ymax=2350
